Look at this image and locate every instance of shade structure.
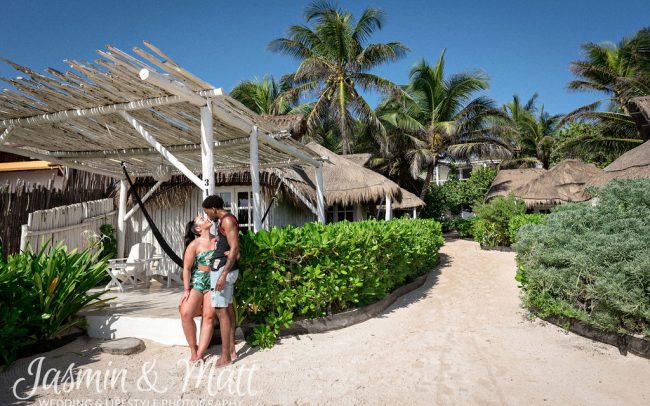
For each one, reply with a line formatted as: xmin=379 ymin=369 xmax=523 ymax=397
xmin=485 ymin=168 xmax=546 ymax=202
xmin=509 ymin=160 xmax=603 ymax=208
xmin=602 ymin=139 xmax=650 ymax=180
xmin=0 ymin=42 xmax=321 ymax=179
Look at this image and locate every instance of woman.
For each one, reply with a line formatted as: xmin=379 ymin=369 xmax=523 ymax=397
xmin=179 ymin=215 xmax=217 ymax=363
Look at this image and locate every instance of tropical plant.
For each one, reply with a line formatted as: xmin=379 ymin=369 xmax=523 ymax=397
xmin=560 ymin=27 xmax=650 ymax=157
xmin=269 ymin=1 xmax=409 ymax=154
xmin=230 ymin=75 xmax=293 ymax=115
xmin=376 ymin=50 xmax=511 ymax=199
xmin=472 ymin=194 xmax=526 ymax=247
xmin=237 ymin=218 xmax=443 ymax=348
xmin=0 ymin=243 xmax=112 ymax=366
xmin=515 ymin=179 xmax=650 ymax=338
xmin=507 ymin=213 xmax=545 ymax=244
xmin=499 ymin=94 xmax=562 ymax=169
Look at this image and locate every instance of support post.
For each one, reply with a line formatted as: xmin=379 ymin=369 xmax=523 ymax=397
xmin=250 ymin=126 xmax=262 ymax=233
xmin=385 ymin=195 xmax=393 ymax=221
xmin=435 ymin=165 xmax=440 ymax=186
xmin=200 ymin=101 xmax=215 ymax=198
xmin=124 ymin=180 xmax=164 ymax=221
xmin=315 ymin=162 xmax=326 ymax=224
xmin=117 ymin=178 xmax=128 ymax=258
xmin=412 ymin=208 xmax=417 ymax=219
xmin=119 ymin=111 xmax=204 ymax=189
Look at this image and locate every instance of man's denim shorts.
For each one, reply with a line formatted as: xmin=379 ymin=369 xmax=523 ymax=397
xmin=210 ymin=265 xmax=238 ymax=308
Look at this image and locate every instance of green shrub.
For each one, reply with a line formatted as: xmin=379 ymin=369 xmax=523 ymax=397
xmin=472 ymin=194 xmax=526 ymax=247
xmin=455 ymin=217 xmax=477 ymax=238
xmin=507 ymin=214 xmax=545 ymax=244
xmin=0 ymin=243 xmax=111 ymax=366
xmin=237 ymin=219 xmax=443 ymax=348
xmin=99 ymin=224 xmax=118 ymax=260
xmin=515 ymin=179 xmax=650 ymax=338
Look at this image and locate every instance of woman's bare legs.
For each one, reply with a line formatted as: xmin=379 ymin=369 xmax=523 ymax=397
xmin=196 ymin=291 xmax=216 ymax=360
xmin=179 ymin=289 xmax=204 ymax=361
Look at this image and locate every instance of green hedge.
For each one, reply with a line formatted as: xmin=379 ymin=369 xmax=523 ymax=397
xmin=472 ymin=194 xmax=526 ymax=247
xmin=0 ymin=243 xmax=111 ymax=367
xmin=515 ymin=179 xmax=650 ymax=338
xmin=507 ymin=214 xmax=545 ymax=245
xmin=237 ymin=219 xmax=443 ymax=348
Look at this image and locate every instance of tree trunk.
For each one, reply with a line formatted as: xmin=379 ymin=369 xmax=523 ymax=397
xmin=419 ymin=161 xmax=435 ymax=200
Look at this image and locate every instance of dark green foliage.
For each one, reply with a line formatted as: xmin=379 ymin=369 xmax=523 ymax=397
xmin=472 ymin=194 xmax=526 ymax=247
xmin=236 ymin=219 xmax=443 ymax=348
xmin=507 ymin=214 xmax=545 ymax=245
xmin=515 ymin=179 xmax=650 ymax=338
xmin=0 ymin=243 xmax=111 ymax=367
xmin=99 ymin=224 xmax=118 ymax=260
xmin=421 ymin=167 xmax=497 ymax=219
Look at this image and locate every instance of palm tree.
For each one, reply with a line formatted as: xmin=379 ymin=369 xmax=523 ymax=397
xmin=230 ymin=75 xmax=292 ymax=115
xmin=561 ymin=27 xmax=650 ymax=156
xmin=268 ymin=1 xmax=409 ymax=154
xmin=499 ymin=94 xmax=562 ymax=169
xmin=377 ymin=50 xmax=511 ymax=199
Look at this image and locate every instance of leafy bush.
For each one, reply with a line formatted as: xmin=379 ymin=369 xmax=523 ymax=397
xmin=441 ymin=217 xmax=477 ymax=238
xmin=472 ymin=194 xmax=526 ymax=247
xmin=421 ymin=167 xmax=497 ymax=219
xmin=99 ymin=224 xmax=118 ymax=260
xmin=0 ymin=243 xmax=111 ymax=366
xmin=237 ymin=219 xmax=443 ymax=348
xmin=507 ymin=214 xmax=545 ymax=244
xmin=515 ymin=179 xmax=650 ymax=338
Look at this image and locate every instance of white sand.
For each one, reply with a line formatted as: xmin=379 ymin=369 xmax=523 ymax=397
xmin=2 ymin=238 xmax=649 ymax=405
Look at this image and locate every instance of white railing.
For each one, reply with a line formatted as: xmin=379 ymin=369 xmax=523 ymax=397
xmin=20 ymin=199 xmax=116 ymax=253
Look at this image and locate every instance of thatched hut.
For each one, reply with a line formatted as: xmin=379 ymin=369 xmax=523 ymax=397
xmin=509 ymin=160 xmax=603 ymax=210
xmin=627 ymin=96 xmax=650 ymax=141
xmin=602 ymin=139 xmax=650 ymax=180
xmin=485 ymin=168 xmax=546 ymax=202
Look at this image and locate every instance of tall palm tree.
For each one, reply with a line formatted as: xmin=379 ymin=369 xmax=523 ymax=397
xmin=377 ymin=50 xmax=511 ymax=199
xmin=269 ymin=1 xmax=409 ymax=154
xmin=561 ymin=27 xmax=650 ymax=156
xmin=500 ymin=94 xmax=562 ymax=169
xmin=230 ymin=75 xmax=292 ymax=115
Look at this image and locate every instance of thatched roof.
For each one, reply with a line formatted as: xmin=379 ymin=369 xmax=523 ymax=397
xmin=602 ymin=139 xmax=650 ymax=179
xmin=485 ymin=168 xmax=546 ymax=202
xmin=287 ymin=143 xmax=402 ymax=206
xmin=343 ymin=153 xmax=372 ymax=167
xmin=387 ymin=188 xmax=424 ymax=209
xmin=261 ymin=114 xmax=307 ymax=140
xmin=628 ymin=97 xmax=650 ymax=140
xmin=510 ymin=160 xmax=603 ymax=208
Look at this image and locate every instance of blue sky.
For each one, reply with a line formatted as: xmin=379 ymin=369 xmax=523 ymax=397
xmin=1 ymin=1 xmax=647 ymax=115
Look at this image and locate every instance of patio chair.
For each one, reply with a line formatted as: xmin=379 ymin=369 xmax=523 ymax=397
xmin=105 ymin=242 xmax=157 ymax=291
xmin=148 ymin=254 xmax=182 ymax=288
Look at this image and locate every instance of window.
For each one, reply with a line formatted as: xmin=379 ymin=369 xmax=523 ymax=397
xmin=215 ymin=187 xmax=253 ymax=233
xmin=327 ymin=204 xmax=355 ymax=223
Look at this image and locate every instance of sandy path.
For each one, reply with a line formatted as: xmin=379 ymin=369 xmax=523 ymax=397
xmin=2 ymin=238 xmax=649 ymax=405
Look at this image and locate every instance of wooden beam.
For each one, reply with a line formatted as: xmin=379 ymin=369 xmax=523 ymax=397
xmin=124 ymin=180 xmax=164 ymax=221
xmin=315 ymin=162 xmax=326 ymax=224
xmin=385 ymin=195 xmax=393 ymax=221
xmin=117 ymin=179 xmax=128 ymax=258
xmin=250 ymin=127 xmax=262 ymax=232
xmin=200 ymin=101 xmax=215 ymax=198
xmin=271 ymin=168 xmax=319 ymax=217
xmin=0 ymin=127 xmax=14 ymax=144
xmin=119 ymin=111 xmax=203 ymax=189
xmin=139 ymin=69 xmax=210 ymax=107
xmin=0 ymin=89 xmax=222 ymax=129
xmin=257 ymin=132 xmax=320 ymax=167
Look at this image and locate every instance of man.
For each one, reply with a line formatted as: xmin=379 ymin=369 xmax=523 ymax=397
xmin=202 ymin=195 xmax=240 ymax=367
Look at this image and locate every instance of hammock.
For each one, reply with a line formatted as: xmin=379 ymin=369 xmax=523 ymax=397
xmin=121 ymin=163 xmax=184 ymax=268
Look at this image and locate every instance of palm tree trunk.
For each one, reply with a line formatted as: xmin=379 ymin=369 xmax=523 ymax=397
xmin=419 ymin=161 xmax=435 ymax=200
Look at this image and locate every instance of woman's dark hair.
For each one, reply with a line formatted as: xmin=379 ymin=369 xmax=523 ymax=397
xmin=202 ymin=195 xmax=224 ymax=210
xmin=183 ymin=219 xmax=199 ymax=257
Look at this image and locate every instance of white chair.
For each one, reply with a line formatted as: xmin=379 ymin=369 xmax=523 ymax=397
xmin=148 ymin=254 xmax=182 ymax=288
xmin=105 ymin=243 xmax=156 ymax=291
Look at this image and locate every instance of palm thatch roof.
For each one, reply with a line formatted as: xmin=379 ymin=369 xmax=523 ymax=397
xmin=510 ymin=160 xmax=603 ymax=208
xmin=261 ymin=114 xmax=307 ymax=139
xmin=343 ymin=153 xmax=372 ymax=167
xmin=602 ymin=139 xmax=650 ymax=180
xmin=485 ymin=168 xmax=546 ymax=202
xmin=379 ymin=187 xmax=424 ymax=209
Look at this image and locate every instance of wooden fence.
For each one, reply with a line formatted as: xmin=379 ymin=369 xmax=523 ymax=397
xmin=0 ymin=169 xmax=113 ymax=256
xmin=20 ymin=199 xmax=117 ymax=254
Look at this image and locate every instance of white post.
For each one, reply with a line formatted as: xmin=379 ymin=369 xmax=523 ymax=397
xmin=250 ymin=126 xmax=262 ymax=233
xmin=435 ymin=165 xmax=440 ymax=186
xmin=124 ymin=180 xmax=164 ymax=221
xmin=315 ymin=162 xmax=326 ymax=224
xmin=412 ymin=208 xmax=417 ymax=219
xmin=117 ymin=178 xmax=128 ymax=258
xmin=200 ymin=101 xmax=215 ymax=198
xmin=385 ymin=195 xmax=393 ymax=221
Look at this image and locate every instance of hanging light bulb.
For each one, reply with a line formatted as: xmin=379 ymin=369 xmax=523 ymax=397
xmin=153 ymin=163 xmax=171 ymax=182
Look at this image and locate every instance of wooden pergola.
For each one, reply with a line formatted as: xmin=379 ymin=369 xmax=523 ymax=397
xmin=0 ymin=42 xmax=326 ymax=256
